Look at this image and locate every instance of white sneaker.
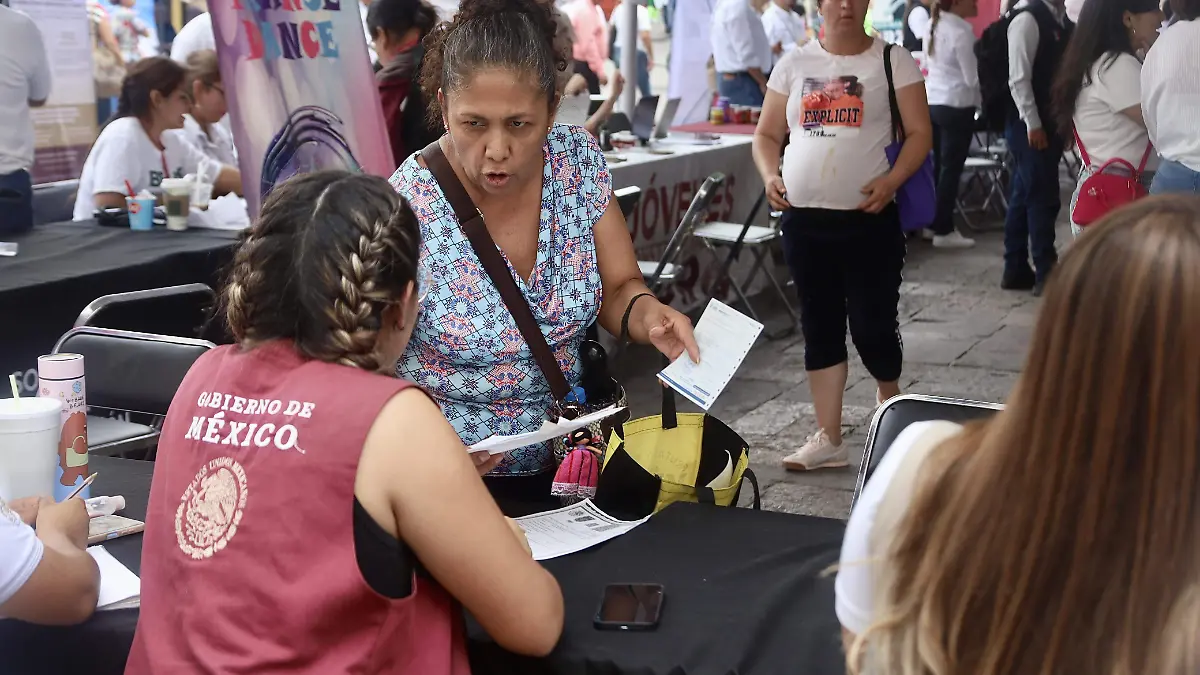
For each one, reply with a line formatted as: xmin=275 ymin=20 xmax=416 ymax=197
xmin=921 ymin=228 xmax=935 ymax=241
xmin=933 ymin=231 xmax=976 ymax=249
xmin=782 ymin=430 xmax=848 ymax=471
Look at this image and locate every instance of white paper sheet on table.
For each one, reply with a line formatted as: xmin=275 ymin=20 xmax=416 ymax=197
xmin=468 ymin=404 xmax=626 ymax=456
xmin=188 ymin=194 xmax=250 ymax=231
xmin=658 ymin=299 xmax=764 ymax=410
xmin=515 ymin=499 xmax=650 ymax=560
xmin=87 ymin=545 xmax=141 ymax=611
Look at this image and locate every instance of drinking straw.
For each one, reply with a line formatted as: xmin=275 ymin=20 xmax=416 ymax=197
xmin=8 ymin=373 xmax=18 ymax=399
xmin=124 ymin=180 xmax=135 ymax=197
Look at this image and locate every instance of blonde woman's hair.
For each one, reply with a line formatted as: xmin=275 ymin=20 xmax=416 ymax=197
xmin=850 ymin=195 xmax=1200 ymax=675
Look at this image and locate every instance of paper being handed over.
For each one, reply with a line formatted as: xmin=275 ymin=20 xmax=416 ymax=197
xmin=468 ymin=404 xmax=626 ymax=456
xmin=658 ymin=299 xmax=764 ymax=410
xmin=515 ymin=499 xmax=650 ymax=560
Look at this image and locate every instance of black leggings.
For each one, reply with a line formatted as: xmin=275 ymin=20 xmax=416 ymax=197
xmin=780 ymin=205 xmax=905 ymax=382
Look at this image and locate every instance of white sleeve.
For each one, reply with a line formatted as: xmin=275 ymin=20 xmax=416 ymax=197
xmin=637 ymin=5 xmax=651 ymax=33
xmin=1096 ymin=53 xmax=1142 ymax=114
xmin=88 ymin=131 xmax=142 ymax=196
xmin=166 ymin=132 xmax=211 ymax=177
xmin=908 ymin=6 xmax=931 ymax=40
xmin=728 ymin=8 xmax=759 ymax=70
xmin=835 ymin=421 xmax=937 ymax=635
xmin=1007 ymin=12 xmax=1042 ymax=130
xmin=27 ymin=21 xmax=52 ymax=102
xmin=889 ymin=46 xmax=926 ymax=89
xmin=956 ymin=29 xmax=981 ymax=108
xmin=0 ymin=508 xmax=44 ymax=608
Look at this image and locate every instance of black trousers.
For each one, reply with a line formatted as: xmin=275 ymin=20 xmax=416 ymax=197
xmin=930 ymin=105 xmax=976 ymax=235
xmin=780 ymin=205 xmax=905 ymax=382
xmin=574 ymin=59 xmax=601 ymax=95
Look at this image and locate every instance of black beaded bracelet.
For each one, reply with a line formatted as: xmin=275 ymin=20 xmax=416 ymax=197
xmin=619 ymin=292 xmax=658 ymax=344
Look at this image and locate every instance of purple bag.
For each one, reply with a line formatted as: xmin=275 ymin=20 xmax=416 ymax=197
xmin=883 ymin=44 xmax=937 ymax=232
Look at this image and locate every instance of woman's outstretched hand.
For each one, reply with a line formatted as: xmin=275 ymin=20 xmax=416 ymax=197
xmin=643 ymin=301 xmax=700 ymax=364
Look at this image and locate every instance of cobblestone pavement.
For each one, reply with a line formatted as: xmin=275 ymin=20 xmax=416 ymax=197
xmin=614 ymin=217 xmax=1072 ymax=520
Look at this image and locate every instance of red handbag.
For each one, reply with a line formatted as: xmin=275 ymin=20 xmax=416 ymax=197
xmin=1071 ymin=129 xmax=1153 ymax=227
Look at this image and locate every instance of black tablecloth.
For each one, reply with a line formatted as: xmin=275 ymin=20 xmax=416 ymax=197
xmin=0 ymin=222 xmax=237 ymax=393
xmin=0 ymin=457 xmax=846 ymax=675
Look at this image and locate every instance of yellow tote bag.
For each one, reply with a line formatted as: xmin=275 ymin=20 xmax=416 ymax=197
xmin=593 ymin=388 xmax=760 ymax=521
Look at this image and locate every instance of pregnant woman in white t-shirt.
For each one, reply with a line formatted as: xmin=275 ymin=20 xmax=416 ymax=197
xmin=72 ymin=57 xmax=242 ymax=221
xmin=752 ymin=0 xmax=931 ymax=472
xmin=1051 ymin=0 xmax=1163 ymax=236
xmin=835 ymin=197 xmax=1200 ymax=675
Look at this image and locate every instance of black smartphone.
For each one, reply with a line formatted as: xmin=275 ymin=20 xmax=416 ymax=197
xmin=593 ymin=583 xmax=665 ymax=631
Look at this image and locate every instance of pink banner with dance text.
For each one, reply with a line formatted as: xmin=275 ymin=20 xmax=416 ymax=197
xmin=209 ymin=0 xmax=394 ymax=216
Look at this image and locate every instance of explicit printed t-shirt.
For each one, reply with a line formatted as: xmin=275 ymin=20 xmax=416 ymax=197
xmin=0 ymin=496 xmax=43 ymax=612
xmin=1074 ymin=52 xmax=1157 ymax=172
xmin=72 ymin=116 xmax=208 ymax=221
xmin=768 ymin=38 xmax=923 ymax=211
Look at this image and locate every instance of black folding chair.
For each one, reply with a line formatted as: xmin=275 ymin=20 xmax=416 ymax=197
xmin=53 ymin=327 xmax=214 ymax=458
xmin=638 ymin=173 xmax=725 ymax=297
xmin=853 ymin=394 xmax=1002 ymax=508
xmin=32 ymin=179 xmax=79 ymax=225
xmin=74 ymin=283 xmax=222 ymax=342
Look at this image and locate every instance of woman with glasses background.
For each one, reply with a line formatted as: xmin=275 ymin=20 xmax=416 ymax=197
xmin=170 ymin=49 xmax=237 ymax=167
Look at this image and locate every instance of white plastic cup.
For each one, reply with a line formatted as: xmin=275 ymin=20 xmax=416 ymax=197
xmin=0 ymin=398 xmax=64 ymax=500
xmin=191 ymin=181 xmax=213 ymax=209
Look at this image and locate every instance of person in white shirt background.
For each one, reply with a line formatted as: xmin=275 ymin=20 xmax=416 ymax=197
xmin=752 ymin=0 xmax=931 ymax=471
xmin=1142 ymin=0 xmax=1200 ymax=195
xmin=712 ymin=0 xmax=774 ymax=105
xmin=1002 ymin=0 xmax=1072 ymax=297
xmin=1051 ymin=0 xmax=1161 ymax=235
xmin=0 ymin=495 xmax=98 ymax=626
xmin=761 ymin=0 xmax=808 ymax=71
xmin=0 ymin=3 xmax=50 ymax=236
xmin=610 ymin=0 xmax=654 ymax=97
xmin=73 ymin=57 xmax=242 ymax=221
xmin=922 ymin=0 xmax=980 ymax=248
xmin=169 ymin=1 xmax=214 ymax=64
xmin=169 ymin=49 xmax=237 ymax=167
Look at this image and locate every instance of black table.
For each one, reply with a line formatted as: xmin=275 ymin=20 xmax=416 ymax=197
xmin=0 ymin=222 xmax=238 ymax=395
xmin=0 ymin=457 xmax=846 ymax=675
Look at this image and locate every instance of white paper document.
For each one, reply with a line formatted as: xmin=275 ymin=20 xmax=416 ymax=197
xmin=468 ymin=404 xmax=626 ymax=456
xmin=515 ymin=499 xmax=649 ymax=561
xmin=658 ymin=299 xmax=764 ymax=410
xmin=188 ymin=195 xmax=251 ymax=231
xmin=87 ymin=545 xmax=141 ymax=611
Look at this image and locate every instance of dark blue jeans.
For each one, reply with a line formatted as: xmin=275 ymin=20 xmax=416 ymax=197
xmin=930 ymin=105 xmax=975 ymax=235
xmin=612 ymin=47 xmax=652 ymax=98
xmin=1003 ymin=117 xmax=1061 ymax=281
xmin=717 ymin=72 xmax=764 ymax=107
xmin=0 ymin=169 xmax=33 ymax=236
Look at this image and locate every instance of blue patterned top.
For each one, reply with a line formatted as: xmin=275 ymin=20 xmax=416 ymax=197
xmin=389 ymin=125 xmax=611 ymax=475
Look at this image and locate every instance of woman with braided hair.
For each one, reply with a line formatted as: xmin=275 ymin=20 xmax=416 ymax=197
xmin=127 ymin=171 xmax=564 ymax=673
xmin=391 ymin=0 xmax=700 ymax=515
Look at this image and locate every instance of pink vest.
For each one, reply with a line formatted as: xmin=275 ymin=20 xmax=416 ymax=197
xmin=126 ymin=342 xmax=471 ymax=675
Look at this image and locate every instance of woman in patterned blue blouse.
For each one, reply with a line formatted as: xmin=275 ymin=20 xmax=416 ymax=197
xmin=389 ymin=0 xmax=699 ymax=514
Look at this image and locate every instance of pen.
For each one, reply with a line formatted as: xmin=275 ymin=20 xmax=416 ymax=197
xmin=65 ymin=472 xmax=98 ymax=501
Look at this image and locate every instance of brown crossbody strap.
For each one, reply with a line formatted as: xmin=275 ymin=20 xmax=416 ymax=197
xmin=420 ymin=140 xmax=572 ymax=403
